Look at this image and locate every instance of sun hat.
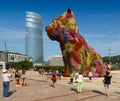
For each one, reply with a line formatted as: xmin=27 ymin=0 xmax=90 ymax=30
xmin=3 ymin=69 xmax=7 ymax=73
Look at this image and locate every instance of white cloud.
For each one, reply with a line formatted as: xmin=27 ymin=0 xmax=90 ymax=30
xmin=0 ymin=27 xmax=25 ymax=39
xmin=79 ymin=31 xmax=120 ymax=57
xmin=88 ymin=38 xmax=120 ymax=57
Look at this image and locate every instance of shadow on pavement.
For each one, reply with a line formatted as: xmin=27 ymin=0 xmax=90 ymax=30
xmin=92 ymin=90 xmax=105 ymax=95
xmin=114 ymin=91 xmax=120 ymax=94
xmin=70 ymin=88 xmax=77 ymax=93
xmin=9 ymin=90 xmax=17 ymax=97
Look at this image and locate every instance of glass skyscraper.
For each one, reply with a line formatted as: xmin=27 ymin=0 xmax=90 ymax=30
xmin=26 ymin=11 xmax=43 ymax=65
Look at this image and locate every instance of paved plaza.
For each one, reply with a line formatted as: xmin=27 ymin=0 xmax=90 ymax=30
xmin=0 ymin=70 xmax=120 ymax=101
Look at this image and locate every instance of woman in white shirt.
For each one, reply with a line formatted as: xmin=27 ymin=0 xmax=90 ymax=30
xmin=76 ymin=72 xmax=83 ymax=93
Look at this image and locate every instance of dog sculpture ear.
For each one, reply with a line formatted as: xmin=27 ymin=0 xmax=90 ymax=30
xmin=67 ymin=8 xmax=72 ymax=14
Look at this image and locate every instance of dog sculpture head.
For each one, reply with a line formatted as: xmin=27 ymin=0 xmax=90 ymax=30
xmin=46 ymin=8 xmax=78 ymax=42
xmin=46 ymin=8 xmax=106 ymax=77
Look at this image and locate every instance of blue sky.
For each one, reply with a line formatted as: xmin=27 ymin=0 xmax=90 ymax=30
xmin=0 ymin=0 xmax=120 ymax=61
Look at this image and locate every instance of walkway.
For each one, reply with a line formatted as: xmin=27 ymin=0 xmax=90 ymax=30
xmin=0 ymin=70 xmax=120 ymax=101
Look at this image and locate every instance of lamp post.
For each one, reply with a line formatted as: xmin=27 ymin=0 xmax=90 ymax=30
xmin=108 ymin=49 xmax=111 ymax=64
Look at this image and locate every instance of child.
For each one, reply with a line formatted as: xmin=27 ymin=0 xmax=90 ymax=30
xmin=51 ymin=74 xmax=57 ymax=88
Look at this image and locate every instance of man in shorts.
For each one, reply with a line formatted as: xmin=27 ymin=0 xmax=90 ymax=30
xmin=104 ymin=71 xmax=112 ymax=96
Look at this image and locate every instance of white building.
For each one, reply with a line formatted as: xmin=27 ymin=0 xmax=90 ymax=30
xmin=48 ymin=55 xmax=64 ymax=66
xmin=0 ymin=51 xmax=32 ymax=63
xmin=0 ymin=61 xmax=6 ymax=70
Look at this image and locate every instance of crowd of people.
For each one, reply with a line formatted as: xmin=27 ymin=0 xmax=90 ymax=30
xmin=69 ymin=69 xmax=112 ymax=95
xmin=1 ymin=67 xmax=112 ymax=98
xmin=15 ymin=69 xmax=26 ymax=87
xmin=38 ymin=67 xmax=112 ymax=96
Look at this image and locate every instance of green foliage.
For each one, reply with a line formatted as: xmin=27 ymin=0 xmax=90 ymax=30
xmin=10 ymin=60 xmax=33 ymax=70
xmin=102 ymin=55 xmax=120 ymax=64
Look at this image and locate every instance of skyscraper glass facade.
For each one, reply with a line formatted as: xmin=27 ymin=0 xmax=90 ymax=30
xmin=26 ymin=11 xmax=43 ymax=65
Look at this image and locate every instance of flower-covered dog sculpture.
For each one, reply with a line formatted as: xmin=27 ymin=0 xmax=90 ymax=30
xmin=46 ymin=8 xmax=106 ymax=77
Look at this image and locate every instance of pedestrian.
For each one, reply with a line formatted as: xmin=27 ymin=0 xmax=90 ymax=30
xmin=88 ymin=71 xmax=93 ymax=80
xmin=70 ymin=72 xmax=74 ymax=84
xmin=15 ymin=69 xmax=20 ymax=86
xmin=39 ymin=68 xmax=41 ymax=74
xmin=51 ymin=74 xmax=57 ymax=88
xmin=2 ymin=69 xmax=11 ymax=98
xmin=103 ymin=71 xmax=112 ymax=96
xmin=20 ymin=69 xmax=26 ymax=87
xmin=76 ymin=72 xmax=83 ymax=93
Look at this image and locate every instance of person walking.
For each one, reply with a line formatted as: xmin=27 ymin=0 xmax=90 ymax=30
xmin=51 ymin=74 xmax=57 ymax=88
xmin=88 ymin=71 xmax=93 ymax=80
xmin=103 ymin=71 xmax=112 ymax=96
xmin=76 ymin=72 xmax=83 ymax=93
xmin=2 ymin=69 xmax=11 ymax=98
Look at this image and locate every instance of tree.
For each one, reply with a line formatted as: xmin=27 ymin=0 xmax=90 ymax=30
xmin=10 ymin=60 xmax=33 ymax=70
